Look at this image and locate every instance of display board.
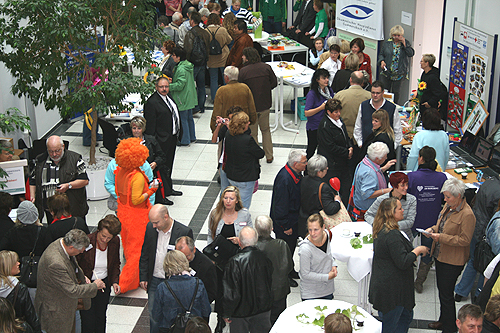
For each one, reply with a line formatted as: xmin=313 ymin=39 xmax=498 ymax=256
xmin=447 ymin=19 xmax=497 ymax=130
xmin=335 ymin=0 xmax=384 ymax=41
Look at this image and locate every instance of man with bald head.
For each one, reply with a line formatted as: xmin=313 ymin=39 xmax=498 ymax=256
xmin=139 ymin=204 xmax=193 ymax=333
xmin=29 ymin=135 xmax=89 ymax=223
xmin=222 ymin=226 xmax=274 ymax=332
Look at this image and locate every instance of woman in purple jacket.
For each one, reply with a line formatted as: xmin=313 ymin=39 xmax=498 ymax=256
xmin=304 ymin=68 xmax=334 ymax=160
xmin=408 ymin=146 xmax=446 ymax=293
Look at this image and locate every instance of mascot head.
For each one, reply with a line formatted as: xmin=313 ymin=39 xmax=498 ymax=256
xmin=115 ymin=137 xmax=149 ymax=170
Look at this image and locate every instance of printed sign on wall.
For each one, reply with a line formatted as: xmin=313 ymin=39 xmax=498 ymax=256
xmin=336 ymin=0 xmax=384 ymax=40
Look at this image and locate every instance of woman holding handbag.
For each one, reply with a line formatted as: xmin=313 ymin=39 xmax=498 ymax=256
xmin=298 ymin=155 xmax=342 ymax=236
xmin=206 ymin=185 xmax=252 ymax=333
xmin=0 ymin=250 xmax=41 ymax=332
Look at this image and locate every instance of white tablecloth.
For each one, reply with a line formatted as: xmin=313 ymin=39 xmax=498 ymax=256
xmin=270 ymin=300 xmax=381 ymax=333
xmin=330 ymin=222 xmax=374 ymax=282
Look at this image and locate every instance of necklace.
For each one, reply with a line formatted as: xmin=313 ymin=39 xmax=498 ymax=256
xmin=97 ymin=241 xmax=107 ymax=251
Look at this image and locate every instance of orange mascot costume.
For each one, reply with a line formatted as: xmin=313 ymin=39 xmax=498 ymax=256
xmin=114 ymin=138 xmax=157 ymax=293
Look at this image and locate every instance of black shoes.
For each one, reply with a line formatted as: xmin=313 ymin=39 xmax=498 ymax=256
xmin=170 ymin=190 xmax=183 ymax=196
xmin=428 ymin=321 xmax=443 ymax=330
xmin=454 ymin=293 xmax=464 ymax=302
xmin=158 ymin=198 xmax=174 ymax=205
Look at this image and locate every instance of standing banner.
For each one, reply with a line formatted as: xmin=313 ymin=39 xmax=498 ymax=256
xmin=335 ymin=0 xmax=384 ymax=40
xmin=447 ymin=20 xmax=497 ymax=131
xmin=0 ymin=160 xmax=27 ymax=195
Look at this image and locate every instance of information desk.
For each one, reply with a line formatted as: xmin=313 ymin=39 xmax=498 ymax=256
xmin=252 ymin=33 xmax=309 ymax=64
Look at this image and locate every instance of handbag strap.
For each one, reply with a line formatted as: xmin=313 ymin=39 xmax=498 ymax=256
xmin=318 ymin=182 xmax=325 ymax=209
xmin=30 ymin=226 xmax=41 ymax=257
xmin=164 ymin=277 xmax=199 ymax=312
xmin=485 ymin=217 xmax=500 ymax=240
xmin=72 ymin=217 xmax=78 ymax=229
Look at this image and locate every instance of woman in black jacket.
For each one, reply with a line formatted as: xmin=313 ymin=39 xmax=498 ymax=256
xmin=0 ymin=250 xmax=41 ymax=333
xmin=224 ymin=111 xmax=265 ymax=209
xmin=298 ymin=154 xmax=341 ymax=237
xmin=369 ymin=197 xmax=428 ymax=333
xmin=419 ymin=54 xmax=443 ymax=111
xmin=317 ymin=99 xmax=353 ymax=205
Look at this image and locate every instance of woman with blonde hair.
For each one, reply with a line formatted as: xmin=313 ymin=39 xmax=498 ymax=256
xmin=152 ymin=250 xmax=211 ymax=331
xmin=358 ymin=109 xmax=396 ymax=169
xmin=0 ymin=250 xmax=40 ymax=332
xmin=378 ymin=25 xmax=414 ymax=104
xmin=331 ymin=53 xmax=360 ymax=93
xmin=207 ymin=185 xmax=251 ymax=332
xmin=369 ymin=197 xmax=428 ymax=333
xmin=223 ymin=112 xmax=265 ymax=209
xmin=222 ymin=12 xmax=237 ymax=50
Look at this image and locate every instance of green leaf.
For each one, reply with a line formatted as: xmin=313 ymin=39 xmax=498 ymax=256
xmin=350 ymin=238 xmax=362 ymax=249
xmin=362 ymin=234 xmax=373 ymax=244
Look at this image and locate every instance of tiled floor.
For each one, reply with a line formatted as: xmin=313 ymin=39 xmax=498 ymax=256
xmin=50 ymin=87 xmax=473 ymax=332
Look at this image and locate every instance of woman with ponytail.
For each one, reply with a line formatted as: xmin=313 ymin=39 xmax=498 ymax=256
xmin=408 ymin=146 xmax=447 ymax=293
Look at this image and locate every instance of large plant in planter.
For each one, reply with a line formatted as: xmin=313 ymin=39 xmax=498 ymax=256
xmin=0 ymin=0 xmax=162 ymax=164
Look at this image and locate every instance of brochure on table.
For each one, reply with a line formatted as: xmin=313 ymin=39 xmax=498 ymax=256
xmin=447 ymin=19 xmax=497 ymax=131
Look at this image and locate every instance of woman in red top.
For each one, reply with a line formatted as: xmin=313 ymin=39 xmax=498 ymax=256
xmin=341 ymin=38 xmax=372 ymax=83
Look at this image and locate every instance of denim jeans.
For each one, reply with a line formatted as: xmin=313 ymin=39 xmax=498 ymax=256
xmin=148 ymin=276 xmax=165 ymax=333
xmin=378 ymin=306 xmax=413 ymax=333
xmin=193 ymin=66 xmax=206 ymax=113
xmin=227 ymin=179 xmax=255 ymax=209
xmin=219 ymin=167 xmax=230 ymax=193
xmin=179 ymin=109 xmax=196 ymax=145
xmin=454 ymin=237 xmax=484 ymax=297
xmin=209 ymin=67 xmax=225 ymax=101
xmin=263 ymin=17 xmax=283 ymax=34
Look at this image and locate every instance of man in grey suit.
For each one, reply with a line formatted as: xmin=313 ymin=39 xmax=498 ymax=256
xmin=139 ymin=204 xmax=194 ymax=333
xmin=35 ymin=229 xmax=105 ymax=333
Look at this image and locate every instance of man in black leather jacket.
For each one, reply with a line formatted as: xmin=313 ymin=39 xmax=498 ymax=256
xmin=255 ymin=215 xmax=293 ymax=325
xmin=222 ymin=226 xmax=274 ymax=332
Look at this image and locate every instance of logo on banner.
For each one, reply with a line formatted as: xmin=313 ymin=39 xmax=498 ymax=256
xmin=339 ymin=5 xmax=374 ymax=20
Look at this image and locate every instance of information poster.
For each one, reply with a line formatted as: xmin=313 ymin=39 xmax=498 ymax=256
xmin=448 ymin=82 xmax=466 ymax=130
xmin=469 ymin=53 xmax=488 ymax=100
xmin=0 ymin=160 xmax=27 ymax=195
xmin=336 ymin=0 xmax=384 ymax=40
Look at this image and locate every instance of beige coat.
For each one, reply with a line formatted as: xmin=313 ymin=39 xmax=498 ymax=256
xmin=430 ymin=200 xmax=476 ymax=266
xmin=35 ymin=239 xmax=98 ymax=333
xmin=333 ymin=85 xmax=371 ymax=142
xmin=206 ymin=25 xmax=232 ymax=68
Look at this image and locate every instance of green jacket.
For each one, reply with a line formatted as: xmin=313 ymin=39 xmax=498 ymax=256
xmin=169 ymin=60 xmax=197 ymax=111
xmin=260 ymin=0 xmax=285 ymax=22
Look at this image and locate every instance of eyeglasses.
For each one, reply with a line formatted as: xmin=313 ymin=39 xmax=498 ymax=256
xmin=48 ymin=148 xmax=62 ymax=154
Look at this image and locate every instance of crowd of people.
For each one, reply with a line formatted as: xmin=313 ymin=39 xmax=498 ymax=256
xmin=1 ymin=1 xmax=500 ymax=333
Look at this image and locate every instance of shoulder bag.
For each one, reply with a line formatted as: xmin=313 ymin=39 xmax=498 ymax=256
xmin=318 ymin=182 xmax=351 ymax=229
xmin=20 ymin=226 xmax=41 ymax=288
xmin=473 ymin=217 xmax=499 ymax=273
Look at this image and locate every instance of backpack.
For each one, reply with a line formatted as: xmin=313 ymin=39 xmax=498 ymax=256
xmin=189 ymin=29 xmax=208 ymax=66
xmin=165 ymin=278 xmax=200 ymax=333
xmin=208 ymin=27 xmax=222 ymax=55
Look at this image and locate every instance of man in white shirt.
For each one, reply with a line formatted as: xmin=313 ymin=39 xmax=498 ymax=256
xmin=139 ymin=204 xmax=193 ymax=333
xmin=353 ymin=81 xmax=402 ymax=149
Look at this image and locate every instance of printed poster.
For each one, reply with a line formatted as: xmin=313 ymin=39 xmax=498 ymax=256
xmin=336 ymin=0 xmax=384 ymax=40
xmin=469 ymin=53 xmax=488 ymax=100
xmin=0 ymin=160 xmax=27 ymax=195
xmin=459 ymin=23 xmax=489 ymax=54
xmin=450 ymin=41 xmax=468 ymax=89
xmin=447 ymin=82 xmax=466 ymax=130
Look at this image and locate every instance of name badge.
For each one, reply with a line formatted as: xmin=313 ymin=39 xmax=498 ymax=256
xmin=85 ymin=244 xmax=93 ymax=252
xmin=190 ymin=269 xmax=196 ymax=276
xmin=168 ymin=244 xmax=175 ymax=251
xmin=239 ymin=221 xmax=247 ymax=226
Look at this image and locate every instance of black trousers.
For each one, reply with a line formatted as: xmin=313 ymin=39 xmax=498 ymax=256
xmin=80 ymin=277 xmax=111 ymax=333
xmin=306 ymin=129 xmax=318 ymax=160
xmin=157 ymin=135 xmax=177 ymax=196
xmin=435 ymin=260 xmax=464 ymax=333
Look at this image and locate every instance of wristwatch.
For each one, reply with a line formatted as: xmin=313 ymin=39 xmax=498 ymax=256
xmin=68 ymin=183 xmax=73 ymax=189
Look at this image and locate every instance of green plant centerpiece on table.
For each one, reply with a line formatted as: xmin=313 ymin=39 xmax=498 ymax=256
xmin=296 ymin=305 xmax=365 ymax=329
xmin=0 ymin=0 xmax=165 ymax=165
xmin=349 ymin=233 xmax=373 ymax=249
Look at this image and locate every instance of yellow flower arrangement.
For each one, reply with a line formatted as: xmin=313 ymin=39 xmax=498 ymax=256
xmin=418 ymin=81 xmax=427 ymax=91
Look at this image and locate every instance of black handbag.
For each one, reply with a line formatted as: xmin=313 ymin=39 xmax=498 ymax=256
xmin=20 ymin=226 xmax=41 ymax=288
xmin=162 ymin=278 xmax=199 ymax=333
xmin=473 ymin=217 xmax=499 ymax=274
xmin=202 ymin=234 xmax=238 ymax=270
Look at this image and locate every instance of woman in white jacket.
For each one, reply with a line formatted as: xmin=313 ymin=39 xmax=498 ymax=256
xmin=298 ymin=213 xmax=338 ymax=300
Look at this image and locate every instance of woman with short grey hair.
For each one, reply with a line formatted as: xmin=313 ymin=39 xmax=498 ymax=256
xmin=351 ymin=142 xmax=396 ymax=220
xmin=423 ymin=177 xmax=475 ymax=333
xmin=153 ymin=250 xmax=211 ymax=331
xmin=299 ymin=154 xmax=341 ymax=237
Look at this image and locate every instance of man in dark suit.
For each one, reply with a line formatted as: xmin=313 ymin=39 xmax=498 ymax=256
xmin=144 ymin=77 xmax=183 ymax=206
xmin=139 ymin=204 xmax=193 ymax=333
xmin=175 ymin=236 xmax=217 ymax=304
xmin=283 ymin=0 xmax=315 ymax=42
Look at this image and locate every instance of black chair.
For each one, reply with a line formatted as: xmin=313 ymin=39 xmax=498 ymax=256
xmin=98 ymin=118 xmax=119 ymax=157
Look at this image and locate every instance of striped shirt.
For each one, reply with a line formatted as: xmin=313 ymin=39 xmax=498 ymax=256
xmin=222 ymin=7 xmax=255 ymax=24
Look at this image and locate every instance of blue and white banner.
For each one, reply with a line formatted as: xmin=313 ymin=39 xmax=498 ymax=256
xmin=336 ymin=0 xmax=384 ymax=41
